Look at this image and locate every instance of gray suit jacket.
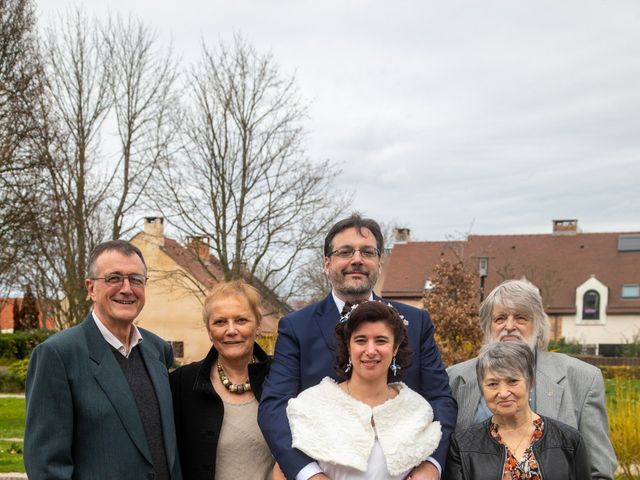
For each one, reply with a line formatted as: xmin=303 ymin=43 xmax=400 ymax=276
xmin=447 ymin=350 xmax=617 ymax=480
xmin=24 ymin=315 xmax=181 ymax=480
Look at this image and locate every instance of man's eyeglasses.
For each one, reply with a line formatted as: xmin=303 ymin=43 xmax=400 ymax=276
xmin=329 ymin=247 xmax=380 ymax=259
xmin=91 ymin=273 xmax=147 ymax=287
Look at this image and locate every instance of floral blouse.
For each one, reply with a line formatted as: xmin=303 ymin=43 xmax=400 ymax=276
xmin=490 ymin=417 xmax=545 ymax=480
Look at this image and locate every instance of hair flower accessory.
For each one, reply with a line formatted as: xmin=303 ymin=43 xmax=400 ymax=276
xmin=338 ymin=300 xmax=409 ymax=327
xmin=385 ymin=302 xmax=409 ymax=326
xmin=339 ymin=303 xmax=360 ymax=324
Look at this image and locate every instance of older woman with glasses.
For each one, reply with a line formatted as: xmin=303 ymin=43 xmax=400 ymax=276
xmin=444 ymin=341 xmax=591 ymax=480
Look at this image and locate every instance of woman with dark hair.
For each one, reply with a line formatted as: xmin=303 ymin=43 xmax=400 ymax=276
xmin=286 ymin=301 xmax=442 ymax=479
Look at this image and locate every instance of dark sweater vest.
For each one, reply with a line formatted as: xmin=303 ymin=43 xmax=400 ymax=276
xmin=112 ymin=346 xmax=170 ymax=480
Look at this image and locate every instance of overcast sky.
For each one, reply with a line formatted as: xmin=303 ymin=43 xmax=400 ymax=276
xmin=37 ymin=0 xmax=640 ymax=241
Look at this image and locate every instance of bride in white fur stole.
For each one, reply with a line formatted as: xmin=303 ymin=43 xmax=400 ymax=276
xmin=287 ymin=301 xmax=442 ymax=480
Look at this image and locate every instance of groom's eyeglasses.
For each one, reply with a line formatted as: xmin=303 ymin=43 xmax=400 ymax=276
xmin=329 ymin=247 xmax=380 ymax=259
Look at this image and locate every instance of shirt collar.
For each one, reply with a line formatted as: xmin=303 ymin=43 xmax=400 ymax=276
xmin=331 ymin=291 xmax=374 ymax=315
xmin=92 ymin=312 xmax=143 ymax=358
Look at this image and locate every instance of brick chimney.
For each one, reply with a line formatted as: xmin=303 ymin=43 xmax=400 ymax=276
xmin=394 ymin=228 xmax=411 ymax=244
xmin=144 ymin=217 xmax=165 ymax=246
xmin=552 ymin=219 xmax=578 ymax=235
xmin=187 ymin=236 xmax=210 ymax=261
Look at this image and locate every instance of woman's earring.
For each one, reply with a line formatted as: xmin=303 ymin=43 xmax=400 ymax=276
xmin=344 ymin=357 xmax=352 ymax=373
xmin=390 ymin=356 xmax=400 ymax=376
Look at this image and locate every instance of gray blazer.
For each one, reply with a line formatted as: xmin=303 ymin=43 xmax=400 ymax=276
xmin=24 ymin=315 xmax=181 ymax=480
xmin=447 ymin=350 xmax=617 ymax=480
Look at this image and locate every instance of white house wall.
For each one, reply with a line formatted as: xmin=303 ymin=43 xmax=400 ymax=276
xmin=560 ymin=314 xmax=640 ymax=348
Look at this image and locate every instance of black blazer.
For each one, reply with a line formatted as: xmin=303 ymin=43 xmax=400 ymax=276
xmin=443 ymin=416 xmax=592 ymax=480
xmin=169 ymin=343 xmax=270 ymax=480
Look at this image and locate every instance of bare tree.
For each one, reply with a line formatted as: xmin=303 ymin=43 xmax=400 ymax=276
xmin=0 ymin=0 xmax=44 ymax=286
xmin=4 ymin=10 xmax=179 ymax=326
xmin=103 ymin=15 xmax=180 ymax=238
xmin=155 ymin=35 xmax=347 ymax=299
xmin=0 ymin=0 xmax=42 ymax=172
xmin=17 ymin=9 xmax=114 ymax=324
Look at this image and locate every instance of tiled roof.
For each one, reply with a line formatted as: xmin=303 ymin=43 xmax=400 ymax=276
xmin=149 ymin=236 xmax=291 ymax=334
xmin=381 ymin=231 xmax=640 ymax=314
xmin=161 ymin=238 xmax=224 ymax=289
xmin=382 ymin=241 xmax=465 ymax=298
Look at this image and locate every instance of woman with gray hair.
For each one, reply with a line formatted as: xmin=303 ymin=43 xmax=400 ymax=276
xmin=444 ymin=341 xmax=591 ymax=480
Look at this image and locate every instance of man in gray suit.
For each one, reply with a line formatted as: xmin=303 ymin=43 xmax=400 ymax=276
xmin=447 ymin=279 xmax=617 ymax=480
xmin=25 ymin=240 xmax=181 ymax=480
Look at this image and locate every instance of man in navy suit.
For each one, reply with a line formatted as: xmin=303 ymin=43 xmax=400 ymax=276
xmin=258 ymin=214 xmax=456 ymax=480
xmin=24 ymin=240 xmax=181 ymax=480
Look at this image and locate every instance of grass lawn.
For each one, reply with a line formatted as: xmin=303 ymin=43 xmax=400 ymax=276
xmin=0 ymin=397 xmax=25 ymax=439
xmin=0 ymin=397 xmax=25 ymax=473
xmin=605 ymin=378 xmax=640 ymax=396
xmin=0 ymin=440 xmax=23 ymax=473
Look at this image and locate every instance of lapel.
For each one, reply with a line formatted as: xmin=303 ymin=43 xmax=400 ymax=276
xmin=82 ymin=316 xmax=154 ymax=465
xmin=314 ymin=293 xmax=340 ymax=351
xmin=457 ymin=362 xmax=481 ymax=428
xmin=534 ymin=350 xmax=567 ymax=420
xmin=139 ymin=339 xmax=177 ymax=471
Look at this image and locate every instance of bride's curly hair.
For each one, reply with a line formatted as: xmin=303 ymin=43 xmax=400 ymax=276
xmin=334 ymin=300 xmax=412 ymax=380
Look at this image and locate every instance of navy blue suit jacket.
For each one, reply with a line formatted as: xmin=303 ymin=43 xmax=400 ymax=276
xmin=258 ymin=294 xmax=457 ymax=479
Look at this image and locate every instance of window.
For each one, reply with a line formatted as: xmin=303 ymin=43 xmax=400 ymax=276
xmin=618 ymin=235 xmax=640 ymax=251
xmin=582 ymin=290 xmax=600 ymax=320
xmin=622 ymin=284 xmax=640 ymax=299
xmin=170 ymin=341 xmax=184 ymax=358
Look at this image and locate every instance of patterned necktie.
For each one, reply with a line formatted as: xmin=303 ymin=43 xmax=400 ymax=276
xmin=341 ymin=302 xmax=353 ymax=316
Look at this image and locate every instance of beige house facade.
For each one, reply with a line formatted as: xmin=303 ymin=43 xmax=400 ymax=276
xmin=131 ymin=217 xmax=289 ymax=364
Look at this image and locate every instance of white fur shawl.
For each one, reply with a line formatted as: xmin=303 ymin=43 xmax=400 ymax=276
xmin=286 ymin=377 xmax=442 ymax=476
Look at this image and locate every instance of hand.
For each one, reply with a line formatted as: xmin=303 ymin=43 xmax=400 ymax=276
xmin=272 ymin=463 xmax=286 ymax=480
xmin=407 ymin=460 xmax=439 ymax=480
xmin=310 ymin=474 xmax=330 ymax=480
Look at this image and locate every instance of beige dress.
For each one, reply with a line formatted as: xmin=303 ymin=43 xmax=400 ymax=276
xmin=215 ymin=398 xmax=274 ymax=480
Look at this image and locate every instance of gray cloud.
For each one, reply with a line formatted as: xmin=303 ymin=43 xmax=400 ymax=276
xmin=38 ymin=0 xmax=640 ymax=239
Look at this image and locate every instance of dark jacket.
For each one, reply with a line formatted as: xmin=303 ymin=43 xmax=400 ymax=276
xmin=258 ymin=293 xmax=457 ymax=479
xmin=25 ymin=315 xmax=181 ymax=480
xmin=443 ymin=416 xmax=592 ymax=480
xmin=169 ymin=343 xmax=270 ymax=480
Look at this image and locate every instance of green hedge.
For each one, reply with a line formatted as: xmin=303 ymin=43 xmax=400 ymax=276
xmin=0 ymin=372 xmax=23 ymax=393
xmin=0 ymin=359 xmax=31 ymax=393
xmin=0 ymin=330 xmax=54 ymax=360
xmin=548 ymin=338 xmax=583 ymax=354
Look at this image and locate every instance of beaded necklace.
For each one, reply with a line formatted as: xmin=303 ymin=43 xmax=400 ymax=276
xmin=217 ymin=361 xmax=251 ymax=394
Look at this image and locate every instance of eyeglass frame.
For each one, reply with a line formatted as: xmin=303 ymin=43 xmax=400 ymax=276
xmin=90 ymin=273 xmax=148 ymax=287
xmin=328 ymin=247 xmax=380 ymax=259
